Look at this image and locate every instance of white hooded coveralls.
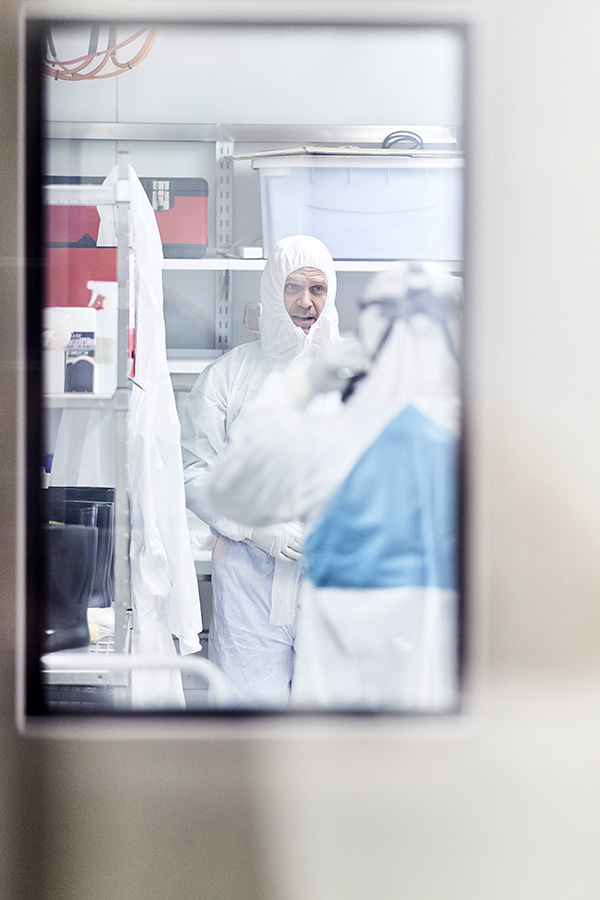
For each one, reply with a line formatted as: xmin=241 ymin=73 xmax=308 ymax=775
xmin=180 ymin=236 xmax=339 ymax=707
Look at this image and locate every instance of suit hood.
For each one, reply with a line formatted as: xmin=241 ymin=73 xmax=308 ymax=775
xmin=259 ymin=235 xmax=339 ymax=361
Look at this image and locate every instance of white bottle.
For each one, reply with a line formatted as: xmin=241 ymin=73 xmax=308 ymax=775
xmin=88 ymin=281 xmax=118 ymax=395
xmin=42 ymin=307 xmax=73 ymax=393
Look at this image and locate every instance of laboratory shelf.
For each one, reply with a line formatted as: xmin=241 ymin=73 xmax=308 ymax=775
xmin=44 ymin=392 xmax=129 ymax=409
xmin=48 ymin=121 xmax=458 ymax=147
xmin=42 ymin=650 xmax=124 ymax=687
xmin=41 ymin=611 xmax=133 ymax=689
xmin=43 ymin=183 xmax=119 ymax=206
xmin=194 ymin=553 xmax=212 ymax=576
xmin=162 ymin=258 xmax=463 ymax=273
xmin=163 ymin=257 xmax=265 ymax=271
xmin=330 ymin=260 xmax=463 ymax=272
xmin=167 ymin=359 xmax=214 ymax=375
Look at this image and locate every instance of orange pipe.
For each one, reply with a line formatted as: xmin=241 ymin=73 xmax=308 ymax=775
xmin=44 ymin=27 xmax=157 ymax=81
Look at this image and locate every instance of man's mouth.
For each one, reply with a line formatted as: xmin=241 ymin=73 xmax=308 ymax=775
xmin=292 ymin=315 xmax=315 ymax=330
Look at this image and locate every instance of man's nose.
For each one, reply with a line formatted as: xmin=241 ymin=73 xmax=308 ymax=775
xmin=297 ymin=288 xmax=312 ymax=307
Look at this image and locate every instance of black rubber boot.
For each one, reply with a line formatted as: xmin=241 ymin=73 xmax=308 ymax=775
xmin=42 ymin=523 xmax=98 ymax=653
xmin=45 ymin=487 xmax=115 ymax=607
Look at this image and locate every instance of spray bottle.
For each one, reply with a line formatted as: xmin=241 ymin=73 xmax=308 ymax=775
xmin=88 ymin=281 xmax=118 ymax=395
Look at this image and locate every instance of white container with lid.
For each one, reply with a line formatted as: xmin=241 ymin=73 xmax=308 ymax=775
xmin=252 ymin=149 xmax=464 ymax=262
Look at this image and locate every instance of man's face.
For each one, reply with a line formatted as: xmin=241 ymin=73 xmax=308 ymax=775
xmin=283 ymin=267 xmax=328 ymax=333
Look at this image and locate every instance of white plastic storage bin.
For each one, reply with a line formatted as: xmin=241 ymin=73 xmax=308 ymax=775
xmin=254 ymin=153 xmax=464 ymax=262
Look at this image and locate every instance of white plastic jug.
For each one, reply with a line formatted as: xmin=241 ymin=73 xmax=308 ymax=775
xmin=42 ymin=307 xmax=73 ymax=393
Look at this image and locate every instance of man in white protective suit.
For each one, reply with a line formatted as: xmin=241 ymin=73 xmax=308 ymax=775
xmin=207 ymin=262 xmax=462 ymax=712
xmin=180 ymin=235 xmax=340 ymax=707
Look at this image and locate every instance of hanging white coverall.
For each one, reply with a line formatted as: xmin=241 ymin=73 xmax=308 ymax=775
xmin=208 ymin=263 xmax=462 ymax=712
xmin=180 ymin=235 xmax=340 ymax=707
xmin=54 ymin=164 xmax=204 ymax=708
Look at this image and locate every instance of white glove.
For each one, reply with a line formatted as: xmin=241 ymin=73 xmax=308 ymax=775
xmin=307 ymin=337 xmax=371 ymax=395
xmin=247 ymin=522 xmax=303 ymax=561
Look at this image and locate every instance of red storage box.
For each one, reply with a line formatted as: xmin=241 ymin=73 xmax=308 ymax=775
xmin=45 ymin=204 xmax=100 ymax=248
xmin=140 ymin=177 xmax=208 ymax=259
xmin=45 ymin=176 xmax=103 ymax=248
xmin=45 ymin=175 xmax=209 ymax=259
xmin=44 ymin=247 xmax=117 ymax=308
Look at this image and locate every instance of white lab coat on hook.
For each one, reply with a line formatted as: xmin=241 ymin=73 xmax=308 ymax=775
xmin=100 ymin=165 xmax=203 ymax=708
xmin=53 ymin=164 xmax=203 ymax=709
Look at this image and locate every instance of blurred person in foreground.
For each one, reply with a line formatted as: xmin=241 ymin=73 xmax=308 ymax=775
xmin=208 ymin=262 xmax=462 ymax=711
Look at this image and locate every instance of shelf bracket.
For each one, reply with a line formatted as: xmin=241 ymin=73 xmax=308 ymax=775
xmin=215 ymin=140 xmax=234 ymax=250
xmin=215 ymin=141 xmax=234 ymax=350
xmin=215 ymin=269 xmax=231 ymax=352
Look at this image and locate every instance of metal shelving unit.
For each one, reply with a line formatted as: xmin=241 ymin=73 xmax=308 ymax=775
xmin=42 ymin=153 xmax=133 ymax=705
xmin=48 ymin=121 xmax=462 ymax=358
xmin=46 ymin=121 xmax=464 ymax=598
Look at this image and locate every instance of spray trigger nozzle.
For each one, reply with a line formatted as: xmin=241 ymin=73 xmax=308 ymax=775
xmin=87 ymin=281 xmax=118 ymax=310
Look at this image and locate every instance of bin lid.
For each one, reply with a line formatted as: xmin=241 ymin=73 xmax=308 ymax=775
xmin=235 ymin=145 xmax=464 ymax=166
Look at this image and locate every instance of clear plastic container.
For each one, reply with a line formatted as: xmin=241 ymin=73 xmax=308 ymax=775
xmin=254 ymin=154 xmax=464 ymax=262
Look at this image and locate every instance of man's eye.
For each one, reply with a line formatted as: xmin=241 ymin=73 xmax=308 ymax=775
xmin=312 ymin=285 xmax=325 ymax=292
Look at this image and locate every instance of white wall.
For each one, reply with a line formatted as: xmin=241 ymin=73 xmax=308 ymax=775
xmin=2 ymin=2 xmax=600 ymax=900
xmin=46 ymin=24 xmax=463 ymax=124
xmin=46 ymin=22 xmax=464 ymax=350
